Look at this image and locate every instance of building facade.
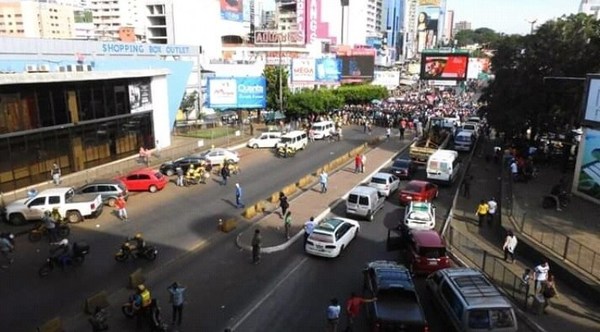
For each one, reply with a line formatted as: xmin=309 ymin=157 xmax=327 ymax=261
xmin=579 ymin=0 xmax=600 ymax=17
xmin=454 ymin=20 xmax=471 ymax=33
xmin=0 ymin=0 xmax=76 ymax=39
xmin=91 ymin=0 xmax=146 ymax=40
xmin=443 ymin=9 xmax=453 ymax=42
xmin=381 ymin=0 xmax=404 ymax=62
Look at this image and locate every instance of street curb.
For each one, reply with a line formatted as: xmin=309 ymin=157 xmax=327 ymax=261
xmin=447 ymin=249 xmax=548 ymax=332
xmin=235 ymin=137 xmax=408 ymax=253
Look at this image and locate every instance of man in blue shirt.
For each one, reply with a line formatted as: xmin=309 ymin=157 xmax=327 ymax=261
xmin=167 ymin=282 xmax=186 ymax=326
xmin=235 ymin=183 xmax=245 ymax=208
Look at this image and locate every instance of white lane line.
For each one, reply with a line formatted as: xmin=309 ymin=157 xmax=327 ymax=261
xmin=229 ymin=256 xmax=308 ymax=330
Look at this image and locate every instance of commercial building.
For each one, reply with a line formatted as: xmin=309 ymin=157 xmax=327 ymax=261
xmin=579 ymin=0 xmax=600 ymax=17
xmin=454 ymin=20 xmax=471 ymax=33
xmin=443 ymin=9 xmax=453 ymax=41
xmin=381 ymin=0 xmax=404 ymax=63
xmin=0 ymin=0 xmax=76 ymax=39
xmin=0 ymin=37 xmax=198 ymax=192
xmin=91 ymin=0 xmax=146 ymax=41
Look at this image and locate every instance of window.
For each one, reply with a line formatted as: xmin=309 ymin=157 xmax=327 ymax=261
xmin=28 ymin=197 xmax=46 ymax=207
xmin=440 ymin=282 xmax=464 ymax=320
xmin=468 ymin=310 xmax=490 ymax=329
xmin=81 ymin=186 xmax=97 ymax=193
xmin=358 ymin=195 xmax=369 ymax=205
xmin=48 ymin=196 xmax=60 ymax=204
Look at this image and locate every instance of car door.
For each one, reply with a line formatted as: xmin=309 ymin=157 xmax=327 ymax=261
xmin=390 ymin=175 xmax=400 ymax=192
xmin=25 ymin=196 xmax=47 ymax=219
xmin=125 ymin=174 xmax=141 ymax=190
xmin=425 ymin=184 xmax=435 ymax=200
xmin=335 ymin=223 xmax=352 ymax=247
xmin=137 ymin=173 xmax=152 ymax=190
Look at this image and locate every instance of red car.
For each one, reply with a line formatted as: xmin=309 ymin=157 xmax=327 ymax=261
xmin=119 ymin=168 xmax=168 ymax=193
xmin=406 ymin=229 xmax=451 ymax=275
xmin=399 ymin=180 xmax=438 ymax=205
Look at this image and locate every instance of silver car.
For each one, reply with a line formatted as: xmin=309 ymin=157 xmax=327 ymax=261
xmin=368 ymin=172 xmax=400 ymax=197
xmin=75 ymin=179 xmax=129 ymax=207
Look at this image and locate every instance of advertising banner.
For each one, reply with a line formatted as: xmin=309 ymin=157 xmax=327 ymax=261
xmin=340 ymin=55 xmax=375 ymax=80
xmin=220 ymin=0 xmax=244 ymax=22
xmin=372 ymin=71 xmax=400 ymax=89
xmin=207 ymin=77 xmax=266 ymax=109
xmin=575 ymin=128 xmax=600 ymax=201
xmin=129 ymin=79 xmax=152 ymax=113
xmin=296 ymin=0 xmax=306 ymax=43
xmin=417 ymin=6 xmax=441 ymax=53
xmin=316 ymin=58 xmax=341 ymax=82
xmin=418 ymin=0 xmax=440 ymax=5
xmin=292 ymin=58 xmax=316 ymax=82
xmin=581 ymin=75 xmax=600 ymax=127
xmin=254 ymin=30 xmax=303 ymax=45
xmin=420 ymin=53 xmax=469 ymax=81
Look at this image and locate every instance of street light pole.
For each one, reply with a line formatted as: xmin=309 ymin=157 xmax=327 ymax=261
xmin=278 ymin=34 xmax=283 ymax=112
xmin=340 ymin=0 xmax=349 ymax=45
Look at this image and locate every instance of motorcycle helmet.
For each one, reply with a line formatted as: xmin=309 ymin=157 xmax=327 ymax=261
xmin=58 ymin=238 xmax=69 ymax=246
xmin=135 ymin=233 xmax=143 ymax=239
xmin=137 ymin=284 xmax=146 ymax=292
xmin=189 ymin=164 xmax=194 ymax=170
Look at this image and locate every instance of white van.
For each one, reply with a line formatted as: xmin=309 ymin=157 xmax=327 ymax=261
xmin=454 ymin=131 xmax=475 ymax=152
xmin=276 ymin=130 xmax=308 ymax=150
xmin=346 ymin=186 xmax=385 ymax=221
xmin=426 ymin=149 xmax=460 ymax=185
xmin=426 ymin=268 xmax=518 ymax=332
xmin=311 ymin=121 xmax=334 ymax=140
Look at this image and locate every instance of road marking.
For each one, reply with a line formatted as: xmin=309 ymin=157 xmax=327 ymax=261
xmin=229 ymin=256 xmax=308 ymax=330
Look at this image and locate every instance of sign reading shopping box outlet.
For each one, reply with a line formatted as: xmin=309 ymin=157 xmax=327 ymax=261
xmin=207 ymin=77 xmax=266 ymax=109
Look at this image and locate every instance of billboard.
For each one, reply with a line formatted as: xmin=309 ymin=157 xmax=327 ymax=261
xmin=254 ymin=30 xmax=303 ymax=45
xmin=372 ymin=71 xmax=400 ymax=89
xmin=417 ymin=6 xmax=441 ymax=52
xmin=220 ymin=0 xmax=243 ymax=22
xmin=292 ymin=58 xmax=316 ymax=82
xmin=340 ymin=55 xmax=375 ymax=80
xmin=575 ymin=128 xmax=600 ymax=201
xmin=420 ymin=53 xmax=469 ymax=81
xmin=207 ymin=77 xmax=266 ymax=109
xmin=128 ymin=79 xmax=152 ymax=113
xmin=291 ymin=58 xmax=341 ymax=83
xmin=316 ymin=58 xmax=341 ymax=82
xmin=297 ymin=0 xmax=306 ymax=43
xmin=581 ymin=75 xmax=600 ymax=127
xmin=418 ymin=0 xmax=440 ymax=5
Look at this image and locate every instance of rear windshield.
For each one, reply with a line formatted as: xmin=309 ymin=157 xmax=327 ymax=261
xmin=393 ymin=160 xmax=410 ymax=168
xmin=418 ymin=246 xmax=446 ymax=258
xmin=309 ymin=232 xmax=334 ymax=243
xmin=371 ymin=177 xmax=387 ymax=184
xmin=280 ymin=137 xmax=295 ymax=143
xmin=348 ymin=194 xmax=358 ymax=203
xmin=468 ymin=308 xmax=515 ymax=329
xmin=405 ymin=183 xmax=422 ymax=192
xmin=455 ymin=135 xmax=471 ymax=142
xmin=463 ymin=125 xmax=476 ymax=130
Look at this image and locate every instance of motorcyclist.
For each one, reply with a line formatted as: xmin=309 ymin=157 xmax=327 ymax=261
xmin=127 ymin=233 xmax=146 ymax=258
xmin=42 ymin=210 xmax=58 ymax=242
xmin=51 ymin=207 xmax=63 ymax=223
xmin=550 ymin=178 xmax=567 ymax=212
xmin=192 ymin=164 xmax=204 ymax=183
xmin=50 ymin=238 xmax=72 ymax=269
xmin=185 ymin=164 xmax=196 ymax=184
xmin=132 ymin=284 xmax=152 ymax=311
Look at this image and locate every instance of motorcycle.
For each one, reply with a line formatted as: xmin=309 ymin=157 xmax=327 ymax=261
xmin=28 ymin=221 xmax=70 ymax=242
xmin=38 ymin=241 xmax=90 ymax=277
xmin=277 ymin=146 xmax=297 ymax=158
xmin=88 ymin=307 xmax=109 ymax=332
xmin=121 ymin=294 xmax=142 ymax=318
xmin=115 ymin=240 xmax=158 ymax=262
xmin=542 ymin=191 xmax=570 ymax=210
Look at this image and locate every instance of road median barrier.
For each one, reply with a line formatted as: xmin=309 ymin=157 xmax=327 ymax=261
xmin=219 ymin=218 xmax=238 ymax=232
xmin=37 ymin=317 xmax=63 ymax=332
xmin=128 ymin=268 xmax=145 ymax=289
xmin=297 ymin=174 xmax=315 ymax=189
xmin=84 ymin=290 xmax=110 ymax=314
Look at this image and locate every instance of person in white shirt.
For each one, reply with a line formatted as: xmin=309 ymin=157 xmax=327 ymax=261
xmin=502 ymin=230 xmax=518 ymax=263
xmin=534 ymin=261 xmax=550 ymax=293
xmin=304 ymin=217 xmax=316 ymax=244
xmin=487 ymin=197 xmax=498 ymax=225
xmin=510 ymin=160 xmax=518 ymax=181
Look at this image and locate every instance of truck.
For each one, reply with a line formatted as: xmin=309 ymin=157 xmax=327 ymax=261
xmin=363 ymin=260 xmax=429 ymax=331
xmin=3 ymin=187 xmax=104 ymax=225
xmin=409 ymin=116 xmax=452 ymax=164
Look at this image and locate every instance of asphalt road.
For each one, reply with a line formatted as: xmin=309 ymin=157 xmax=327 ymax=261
xmin=0 ymin=127 xmax=535 ymax=332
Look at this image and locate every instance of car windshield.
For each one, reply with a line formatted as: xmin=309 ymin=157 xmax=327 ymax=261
xmin=280 ymin=137 xmax=293 ymax=144
xmin=309 ymin=232 xmax=334 ymax=243
xmin=418 ymin=246 xmax=446 ymax=258
xmin=393 ymin=160 xmax=409 ymax=168
xmin=154 ymin=172 xmax=164 ymax=179
xmin=408 ymin=211 xmax=431 ymax=221
xmin=371 ymin=177 xmax=387 ymax=185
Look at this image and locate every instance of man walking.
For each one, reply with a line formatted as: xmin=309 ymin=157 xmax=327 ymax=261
xmin=462 ymin=175 xmax=472 ymax=198
xmin=167 ymin=282 xmax=186 ymax=326
xmin=345 ymin=292 xmax=376 ymax=331
xmin=115 ymin=194 xmax=128 ymax=221
xmin=279 ymin=192 xmax=289 ymax=218
xmin=42 ymin=211 xmax=58 ymax=242
xmin=487 ymin=197 xmax=497 ymax=225
xmin=0 ymin=233 xmax=15 ymax=268
xmin=534 ymin=261 xmax=550 ymax=293
xmin=221 ymin=164 xmax=230 ymax=186
xmin=326 ymin=298 xmax=341 ymax=332
xmin=235 ymin=183 xmax=245 ymax=208
xmin=502 ymin=230 xmax=518 ymax=263
xmin=319 ymin=170 xmax=328 ymax=193
xmin=284 ymin=211 xmax=292 ymax=240
xmin=360 ymin=154 xmax=366 ymax=173
xmin=176 ymin=167 xmax=184 ymax=187
xmin=50 ymin=163 xmax=61 ymax=185
xmin=304 ymin=217 xmax=316 ymax=244
xmin=354 ymin=154 xmax=362 ymax=173
xmin=251 ymin=229 xmax=262 ymax=264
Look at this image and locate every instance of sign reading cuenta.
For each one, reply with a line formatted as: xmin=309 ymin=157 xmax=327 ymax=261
xmin=101 ymin=43 xmax=196 ymax=56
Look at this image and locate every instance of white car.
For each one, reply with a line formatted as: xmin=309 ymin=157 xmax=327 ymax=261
xmin=305 ymin=217 xmax=360 ymax=258
xmin=368 ymin=172 xmax=400 ymax=197
xmin=197 ymin=148 xmax=239 ymax=166
xmin=247 ymin=132 xmax=282 ymax=149
xmin=403 ymin=201 xmax=436 ymax=230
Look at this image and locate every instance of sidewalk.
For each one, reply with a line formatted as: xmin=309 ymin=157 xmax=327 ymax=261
xmin=451 ymin=139 xmax=600 ymax=332
xmin=235 ymin=136 xmax=404 ymax=253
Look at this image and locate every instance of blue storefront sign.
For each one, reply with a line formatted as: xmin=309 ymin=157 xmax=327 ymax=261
xmin=315 ymin=58 xmax=341 ymax=82
xmin=207 ymin=77 xmax=266 ymax=109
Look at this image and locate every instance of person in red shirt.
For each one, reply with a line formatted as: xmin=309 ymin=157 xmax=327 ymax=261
xmin=115 ymin=194 xmax=128 ymax=222
xmin=354 ymin=154 xmax=362 ymax=173
xmin=345 ymin=292 xmax=376 ymax=331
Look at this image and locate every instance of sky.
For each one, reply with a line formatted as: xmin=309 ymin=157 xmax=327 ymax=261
xmin=446 ymin=0 xmax=581 ymax=35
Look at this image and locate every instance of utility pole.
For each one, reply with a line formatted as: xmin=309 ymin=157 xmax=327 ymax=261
xmin=278 ymin=32 xmax=283 ymax=112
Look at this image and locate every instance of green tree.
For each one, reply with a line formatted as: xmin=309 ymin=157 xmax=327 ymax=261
xmin=334 ymin=85 xmax=388 ymax=104
xmin=286 ymin=89 xmax=344 ymax=117
xmin=262 ymin=65 xmax=290 ymax=112
xmin=454 ymin=28 xmax=502 ymax=47
xmin=179 ymin=91 xmax=199 ymax=120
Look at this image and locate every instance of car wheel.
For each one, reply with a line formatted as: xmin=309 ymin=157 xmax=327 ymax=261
xmin=107 ymin=198 xmax=117 ymax=207
xmin=66 ymin=211 xmax=83 ymax=223
xmin=166 ymin=169 xmax=175 ymax=176
xmin=252 ymin=144 xmax=259 ymax=149
xmin=149 ymin=185 xmax=158 ymax=193
xmin=8 ymin=213 xmax=26 ymax=226
xmin=353 ymin=228 xmax=359 ymax=240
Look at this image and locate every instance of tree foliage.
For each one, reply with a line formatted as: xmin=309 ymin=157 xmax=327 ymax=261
xmin=262 ymin=65 xmax=291 ymax=111
xmin=481 ymin=13 xmax=600 ymax=138
xmin=179 ymin=90 xmax=199 ymax=119
xmin=286 ymin=89 xmax=344 ymax=116
xmin=334 ymin=85 xmax=389 ymax=105
xmin=454 ymin=28 xmax=503 ymax=47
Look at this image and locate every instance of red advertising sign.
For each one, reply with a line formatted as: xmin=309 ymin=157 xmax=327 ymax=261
xmin=420 ymin=53 xmax=469 ymax=81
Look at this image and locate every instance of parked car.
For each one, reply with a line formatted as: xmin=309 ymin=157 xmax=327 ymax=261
xmin=403 ymin=201 xmax=436 ymax=231
xmin=305 ymin=217 xmax=360 ymax=258
xmin=75 ymin=179 xmax=129 ymax=207
xmin=367 ymin=172 xmax=400 ymax=197
xmin=406 ymin=229 xmax=451 ymax=275
xmin=198 ymin=148 xmax=239 ymax=166
xmin=388 ymin=158 xmax=417 ymax=179
xmin=159 ymin=155 xmax=206 ymax=176
xmin=247 ymin=132 xmax=282 ymax=149
xmin=399 ymin=180 xmax=438 ymax=205
xmin=363 ymin=260 xmax=429 ymax=331
xmin=119 ymin=168 xmax=168 ymax=193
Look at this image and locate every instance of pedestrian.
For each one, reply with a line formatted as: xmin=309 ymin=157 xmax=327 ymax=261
xmin=50 ymin=162 xmax=61 ymax=185
xmin=475 ymin=200 xmax=489 ymax=226
xmin=115 ymin=193 xmax=128 ymax=221
xmin=520 ymin=268 xmax=532 ymax=292
xmin=533 ymin=261 xmax=550 ymax=293
xmin=319 ymin=170 xmax=328 ymax=193
xmin=502 ymin=230 xmax=518 ymax=263
xmin=360 ymin=154 xmax=366 ymax=173
xmin=345 ymin=292 xmax=376 ymax=331
xmin=510 ymin=158 xmax=519 ymax=182
xmin=176 ymin=167 xmax=184 ymax=187
xmin=326 ymin=298 xmax=341 ymax=332
xmin=220 ymin=164 xmax=230 ymax=185
xmin=235 ymin=183 xmax=245 ymax=208
xmin=462 ymin=175 xmax=472 ymax=198
xmin=0 ymin=233 xmax=15 ymax=267
xmin=385 ymin=127 xmax=391 ymax=140
xmin=167 ymin=282 xmax=186 ymax=326
xmin=284 ymin=211 xmax=292 ymax=240
xmin=279 ymin=192 xmax=289 ymax=218
xmin=251 ymin=229 xmax=262 ymax=264
xmin=400 ymin=119 xmax=406 ymax=140
xmin=541 ymin=274 xmax=559 ymax=314
xmin=304 ymin=217 xmax=316 ymax=244
xmin=354 ymin=154 xmax=362 ymax=173
xmin=42 ymin=210 xmax=58 ymax=242
xmin=487 ymin=197 xmax=497 ymax=225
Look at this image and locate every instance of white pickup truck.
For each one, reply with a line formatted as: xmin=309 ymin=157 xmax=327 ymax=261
xmin=3 ymin=187 xmax=103 ymax=225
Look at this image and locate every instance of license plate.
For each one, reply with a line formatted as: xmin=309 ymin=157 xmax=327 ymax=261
xmin=428 ymin=261 xmax=437 ymax=266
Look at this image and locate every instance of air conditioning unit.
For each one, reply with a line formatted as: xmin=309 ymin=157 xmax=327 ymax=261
xmin=37 ymin=64 xmax=50 ymax=72
xmin=25 ymin=64 xmax=37 ymax=72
